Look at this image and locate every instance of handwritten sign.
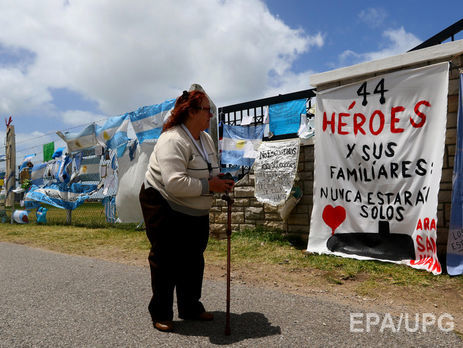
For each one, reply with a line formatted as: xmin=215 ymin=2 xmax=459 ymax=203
xmin=254 ymin=138 xmax=300 ymax=206
xmin=307 ymin=62 xmax=449 ymax=275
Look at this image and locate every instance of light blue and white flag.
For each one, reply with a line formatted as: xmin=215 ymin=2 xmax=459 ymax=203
xmin=220 ymin=124 xmax=264 ymax=167
xmin=57 ymin=123 xmax=98 ymax=152
xmin=130 ymin=98 xmax=176 ymax=144
xmin=22 ymin=153 xmax=36 ymax=162
xmin=96 ymin=114 xmax=130 ymax=157
xmin=447 ymin=73 xmax=463 ymax=276
xmin=56 ymin=154 xmax=73 ymax=183
xmin=79 ymin=153 xmax=101 ymax=182
xmin=24 ymin=183 xmax=97 ymax=210
xmin=30 ymin=162 xmax=47 ymax=186
xmin=269 ymin=99 xmax=307 ymax=136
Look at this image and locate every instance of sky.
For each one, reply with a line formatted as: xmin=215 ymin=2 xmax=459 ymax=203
xmin=1 ymin=0 xmax=462 ymax=169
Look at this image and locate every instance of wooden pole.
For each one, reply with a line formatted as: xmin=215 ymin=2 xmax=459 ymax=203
xmin=221 ymin=193 xmax=234 ymax=336
xmin=5 ymin=125 xmax=16 ymax=208
xmin=66 ymin=209 xmax=72 ymax=224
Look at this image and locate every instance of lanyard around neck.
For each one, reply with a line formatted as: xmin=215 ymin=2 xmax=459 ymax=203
xmin=181 ymin=124 xmax=212 ymax=173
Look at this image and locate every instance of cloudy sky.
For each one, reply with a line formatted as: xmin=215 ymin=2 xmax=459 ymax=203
xmin=1 ymin=0 xmax=462 ymax=166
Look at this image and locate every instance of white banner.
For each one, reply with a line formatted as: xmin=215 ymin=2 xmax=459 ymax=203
xmin=254 ymin=138 xmax=300 ymax=206
xmin=307 ymin=62 xmax=449 ymax=275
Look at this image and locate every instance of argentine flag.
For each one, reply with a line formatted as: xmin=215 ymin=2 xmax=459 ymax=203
xmin=30 ymin=163 xmax=47 ymax=186
xmin=96 ymin=114 xmax=131 ymax=157
xmin=220 ymin=124 xmax=264 ymax=167
xmin=57 ymin=123 xmax=97 ymax=152
xmin=130 ymin=98 xmax=176 ymax=144
xmin=24 ymin=183 xmax=97 ymax=210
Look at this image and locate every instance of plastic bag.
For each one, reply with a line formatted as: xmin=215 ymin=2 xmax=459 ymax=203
xmin=36 ymin=207 xmax=48 ymax=224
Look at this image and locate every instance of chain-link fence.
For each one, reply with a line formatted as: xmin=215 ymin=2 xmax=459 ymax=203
xmin=3 ymin=197 xmax=141 ymax=228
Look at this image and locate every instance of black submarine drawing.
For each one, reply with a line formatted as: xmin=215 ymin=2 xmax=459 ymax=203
xmin=326 ymin=220 xmax=416 ymax=261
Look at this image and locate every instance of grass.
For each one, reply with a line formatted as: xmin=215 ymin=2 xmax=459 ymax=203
xmin=1 ymin=218 xmax=462 ymax=292
xmin=0 ymin=223 xmax=148 ymax=257
xmin=208 ymin=226 xmax=463 ymax=287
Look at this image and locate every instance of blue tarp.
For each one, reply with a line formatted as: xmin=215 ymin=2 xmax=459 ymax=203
xmin=269 ymin=99 xmax=306 ymax=136
xmin=447 ymin=73 xmax=463 ymax=276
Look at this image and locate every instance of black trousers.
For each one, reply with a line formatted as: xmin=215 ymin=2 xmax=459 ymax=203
xmin=139 ymin=184 xmax=209 ymax=322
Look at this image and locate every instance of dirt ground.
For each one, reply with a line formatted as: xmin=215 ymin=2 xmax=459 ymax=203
xmin=203 ymin=261 xmax=463 ymax=334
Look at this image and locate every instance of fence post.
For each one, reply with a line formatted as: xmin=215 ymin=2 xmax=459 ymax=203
xmin=5 ymin=125 xmax=16 ymax=208
xmin=66 ymin=209 xmax=72 ymax=224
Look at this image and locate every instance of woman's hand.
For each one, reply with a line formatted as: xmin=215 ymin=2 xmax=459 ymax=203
xmin=208 ymin=175 xmax=235 ymax=193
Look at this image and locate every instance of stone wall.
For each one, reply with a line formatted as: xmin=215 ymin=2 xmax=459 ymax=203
xmin=211 ymin=54 xmax=463 ymax=255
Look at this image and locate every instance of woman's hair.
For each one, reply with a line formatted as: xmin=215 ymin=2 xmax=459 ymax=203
xmin=162 ymin=90 xmax=207 ymax=132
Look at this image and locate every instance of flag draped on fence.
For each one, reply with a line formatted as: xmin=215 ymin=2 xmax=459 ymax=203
xmin=447 ymin=73 xmax=463 ymax=276
xmin=55 ymin=98 xmax=175 ymax=157
xmin=57 ymin=123 xmax=97 ymax=152
xmin=307 ymin=62 xmax=449 ymax=275
xmin=269 ymin=99 xmax=306 ymax=136
xmin=129 ymin=98 xmax=176 ymax=144
xmin=30 ymin=163 xmax=47 ymax=186
xmin=220 ymin=124 xmax=264 ymax=167
xmin=78 ymin=153 xmax=101 ymax=182
xmin=96 ymin=114 xmax=130 ymax=157
xmin=24 ymin=183 xmax=97 ymax=210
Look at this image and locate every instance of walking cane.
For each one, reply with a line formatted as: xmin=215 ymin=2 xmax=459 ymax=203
xmin=221 ymin=192 xmax=233 ymax=336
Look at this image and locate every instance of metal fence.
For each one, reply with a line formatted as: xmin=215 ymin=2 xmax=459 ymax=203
xmin=5 ymin=201 xmax=106 ymax=226
xmin=217 ymin=88 xmax=315 ymax=179
xmin=3 ymin=196 xmax=127 ymax=227
xmin=218 ymin=88 xmax=315 ymax=140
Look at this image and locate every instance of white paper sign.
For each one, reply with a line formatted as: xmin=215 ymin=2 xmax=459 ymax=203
xmin=254 ymin=138 xmax=300 ymax=206
xmin=307 ymin=62 xmax=449 ymax=274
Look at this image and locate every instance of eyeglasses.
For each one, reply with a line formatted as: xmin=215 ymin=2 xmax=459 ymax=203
xmin=196 ymin=106 xmax=214 ymax=115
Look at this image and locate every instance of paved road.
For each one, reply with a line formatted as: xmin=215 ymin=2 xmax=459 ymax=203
xmin=0 ymin=242 xmax=461 ymax=347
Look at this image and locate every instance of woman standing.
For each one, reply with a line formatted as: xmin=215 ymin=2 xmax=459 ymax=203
xmin=139 ymin=90 xmax=234 ymax=332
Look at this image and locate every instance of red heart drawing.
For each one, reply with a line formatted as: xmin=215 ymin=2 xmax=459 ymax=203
xmin=322 ymin=205 xmax=346 ymax=235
